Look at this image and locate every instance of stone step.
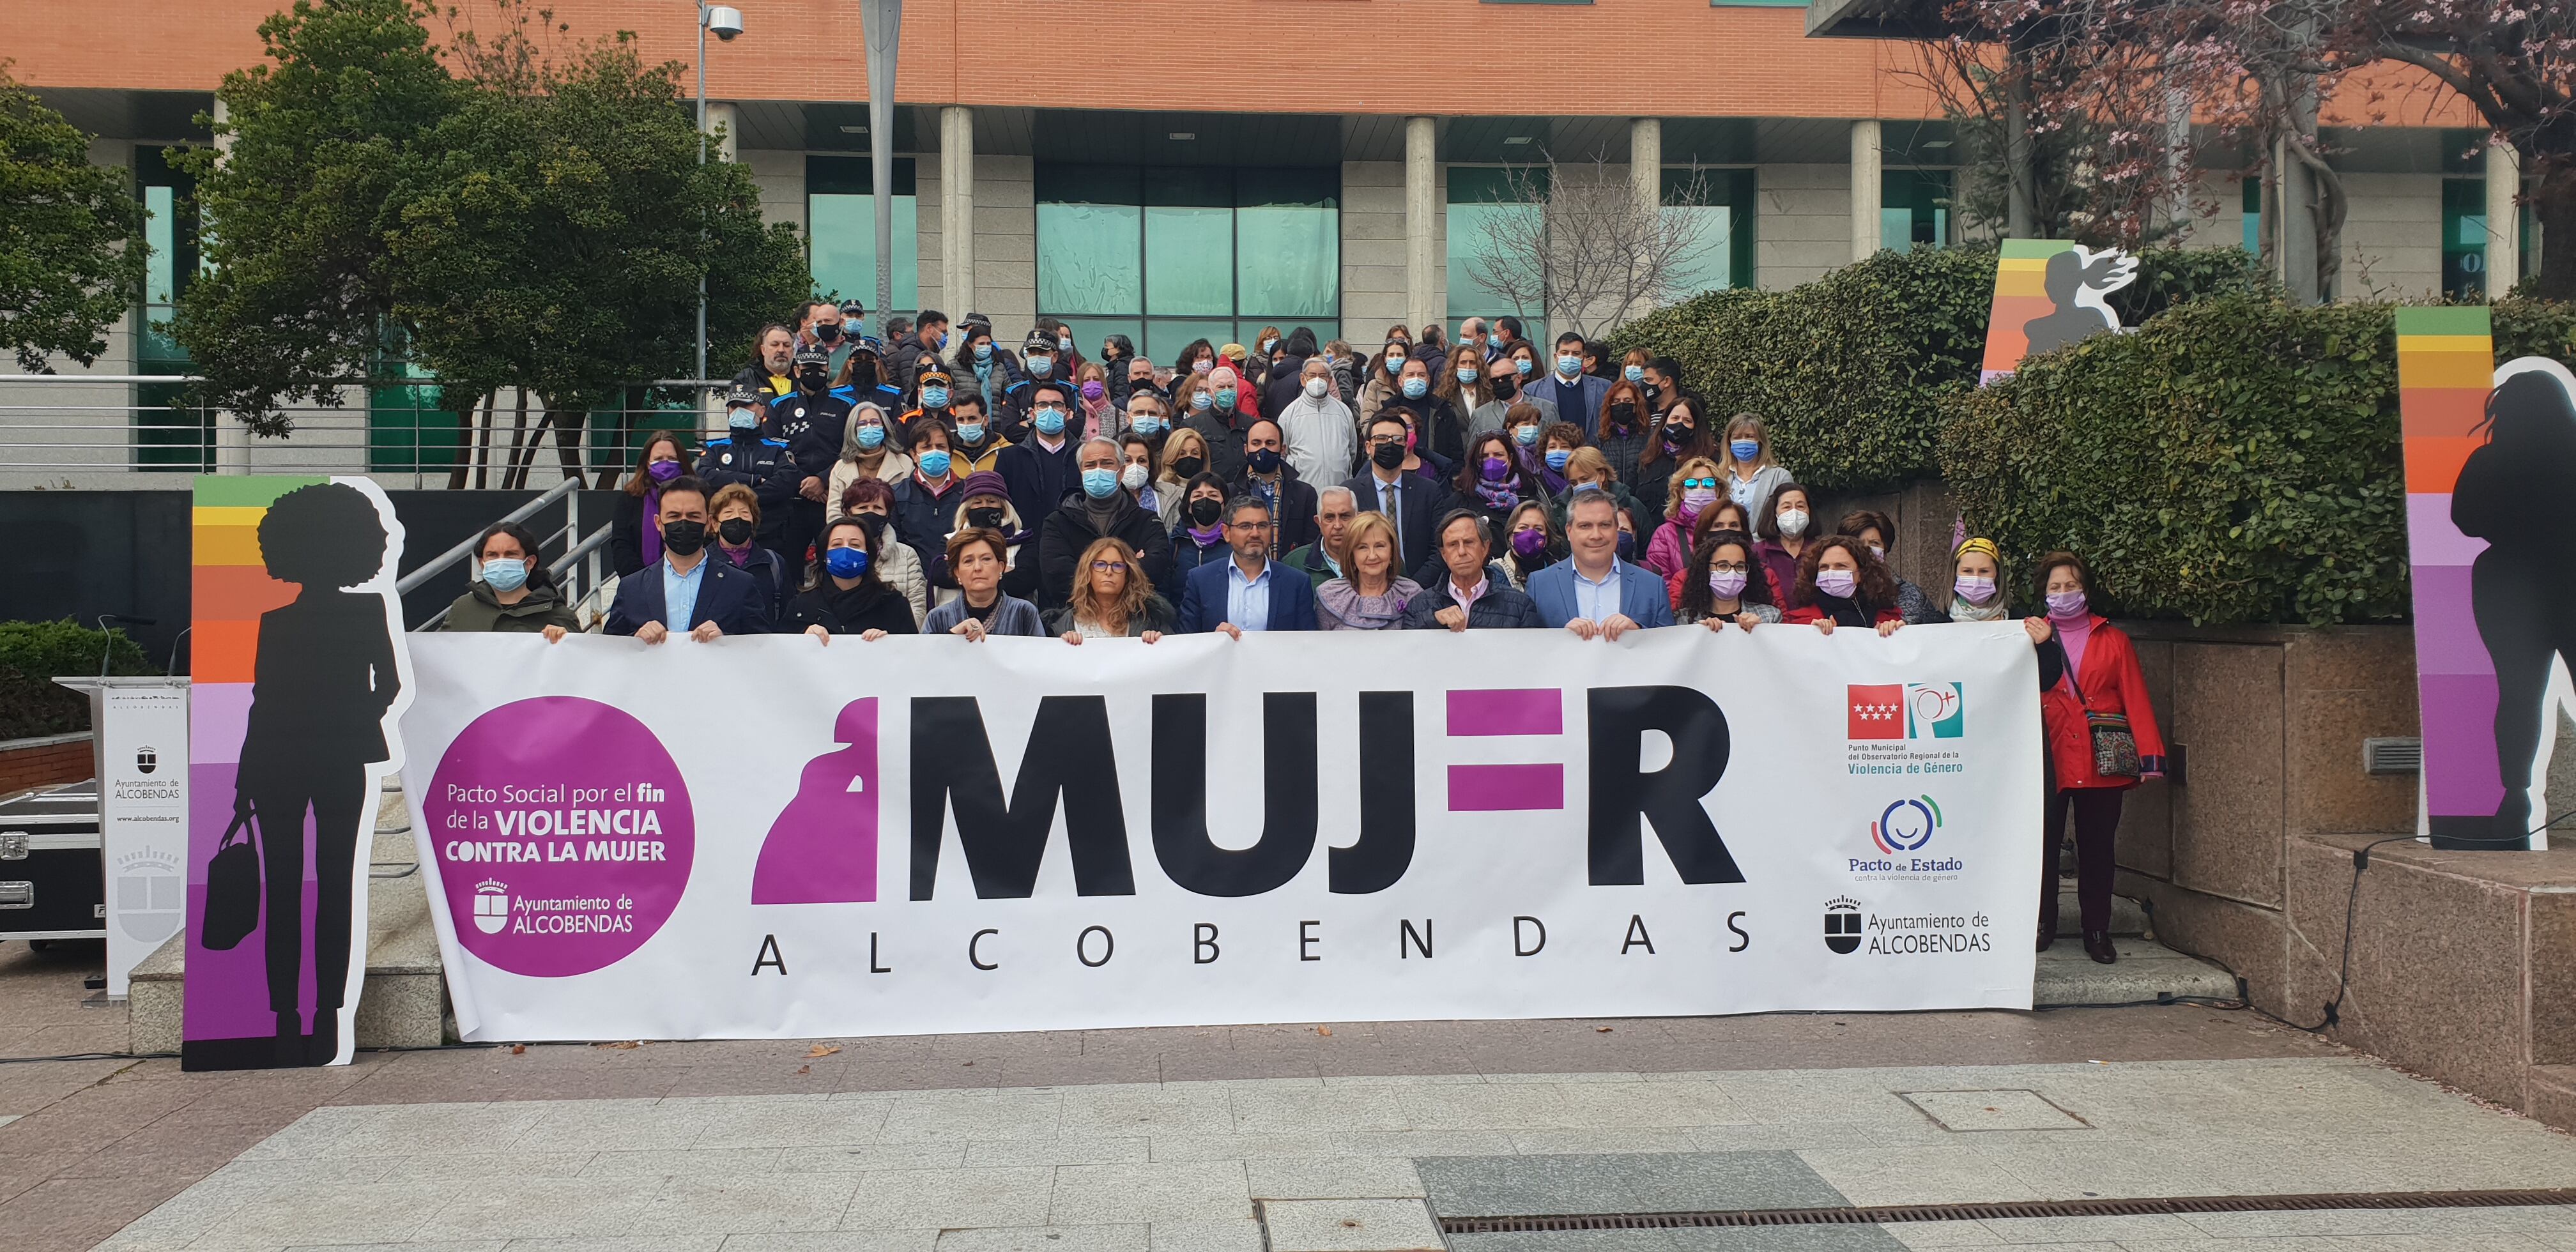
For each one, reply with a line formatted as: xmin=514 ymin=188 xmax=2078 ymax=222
xmin=129 ymin=782 xmax=447 ymax=1056
xmin=2054 ymin=889 xmax=2151 ymax=937
xmin=2033 ymin=936 xmax=2241 ymax=1007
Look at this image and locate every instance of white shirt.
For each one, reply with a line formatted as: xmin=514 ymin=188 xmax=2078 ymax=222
xmin=1571 ymin=558 xmax=1623 ymax=625
xmin=1226 ymin=558 xmax=1276 ymax=631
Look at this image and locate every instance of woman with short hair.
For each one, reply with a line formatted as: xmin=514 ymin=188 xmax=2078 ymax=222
xmin=709 ymin=483 xmax=795 ymax=627
xmin=2034 ymin=551 xmax=2166 ymax=965
xmin=1644 ymin=455 xmax=1724 ymax=578
xmin=836 ymin=477 xmax=926 ymax=627
xmin=923 ymin=528 xmax=1046 ymax=639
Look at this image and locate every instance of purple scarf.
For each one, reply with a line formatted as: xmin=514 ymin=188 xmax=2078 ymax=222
xmin=1187 ymin=523 xmax=1225 ymax=548
xmin=1473 ymin=480 xmax=1520 ymax=511
xmin=639 ymin=488 xmax=663 ymax=565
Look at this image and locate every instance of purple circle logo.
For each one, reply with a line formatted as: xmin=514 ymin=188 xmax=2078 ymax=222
xmin=424 ymin=697 xmax=693 ymax=977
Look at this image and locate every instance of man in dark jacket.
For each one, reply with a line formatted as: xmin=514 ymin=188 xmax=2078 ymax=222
xmin=890 ymin=309 xmax=951 ymax=395
xmin=697 ymin=383 xmax=801 ymax=551
xmin=997 ymin=380 xmax=1082 ymax=525
xmin=763 ymin=346 xmax=854 ymax=576
xmin=1230 ymin=418 xmax=1319 ymax=556
xmin=728 ymin=324 xmax=797 ymax=401
xmin=1033 ymin=437 xmax=1174 ymax=611
xmin=605 ymin=477 xmax=771 ymax=639
xmin=1260 ymin=327 xmax=1320 ymax=418
xmin=1402 ymin=508 xmax=1542 ymax=630
xmin=1346 ymin=413 xmax=1455 ymax=577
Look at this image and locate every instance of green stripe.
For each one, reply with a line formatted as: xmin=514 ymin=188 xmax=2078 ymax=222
xmin=1999 ymin=238 xmax=2076 ymax=259
xmin=192 ymin=475 xmax=328 ymax=507
xmin=2394 ymin=305 xmax=2490 ymax=337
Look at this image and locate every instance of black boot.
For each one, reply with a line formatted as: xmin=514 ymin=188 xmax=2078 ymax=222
xmin=2083 ymin=929 xmax=2117 ymax=965
xmin=306 ymin=1009 xmax=341 ymax=1066
xmin=2036 ymin=919 xmax=2055 ymax=953
xmin=273 ymin=1010 xmax=303 ymax=1067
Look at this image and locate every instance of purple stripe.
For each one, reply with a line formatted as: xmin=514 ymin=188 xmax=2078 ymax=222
xmin=2418 ymin=672 xmax=2503 ymax=816
xmin=2407 ymin=565 xmax=2493 ymax=677
xmin=1446 ymin=689 xmax=1563 ymax=737
xmin=190 ymin=682 xmax=251 ymax=766
xmin=1448 ymin=763 xmax=1565 ymax=811
xmin=2404 ymin=493 xmax=2488 ymax=567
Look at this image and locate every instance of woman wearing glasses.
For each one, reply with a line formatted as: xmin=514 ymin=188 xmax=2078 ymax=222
xmin=1050 ymin=536 xmax=1170 ymax=642
xmin=1643 ymin=455 xmax=1725 ymax=578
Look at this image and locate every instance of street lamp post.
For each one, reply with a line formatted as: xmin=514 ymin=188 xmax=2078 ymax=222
xmin=860 ymin=0 xmax=901 ymax=329
xmin=696 ymin=4 xmax=744 ymax=386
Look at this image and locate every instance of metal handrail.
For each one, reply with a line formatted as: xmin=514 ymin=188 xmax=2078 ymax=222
xmin=548 ymin=520 xmax=618 ymax=581
xmin=394 ymin=476 xmax=582 ymax=595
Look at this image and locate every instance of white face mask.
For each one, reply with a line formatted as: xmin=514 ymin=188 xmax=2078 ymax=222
xmin=1304 ymin=378 xmax=1329 ymax=399
xmin=1775 ymin=508 xmax=1810 ymax=537
xmin=1119 ymin=462 xmax=1149 ymax=491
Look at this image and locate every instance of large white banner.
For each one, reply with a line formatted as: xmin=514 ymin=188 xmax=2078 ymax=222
xmin=399 ymin=623 xmax=2043 ymax=1041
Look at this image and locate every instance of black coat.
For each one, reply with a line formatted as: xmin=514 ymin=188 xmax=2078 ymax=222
xmin=1034 ymin=494 xmax=1174 ymax=613
xmin=604 ymin=556 xmax=770 ymax=636
xmin=997 ymin=436 xmax=1083 ymax=530
xmin=763 ymin=390 xmax=854 ymax=481
xmin=1261 ymin=353 xmax=1314 ymax=419
xmin=1183 ymin=410 xmax=1250 ymax=484
xmin=1343 ymin=469 xmax=1457 ymax=574
xmin=786 ymin=579 xmax=921 ymax=636
xmin=695 ymin=435 xmax=801 ymax=544
xmin=1230 ymin=465 xmax=1321 ymax=556
xmin=611 ymin=492 xmax=651 ymax=577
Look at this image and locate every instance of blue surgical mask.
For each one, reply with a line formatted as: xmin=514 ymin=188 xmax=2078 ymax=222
xmin=1400 ymin=377 xmax=1427 ymax=399
xmin=922 ymin=386 xmax=951 ymax=409
xmin=1731 ymin=439 xmax=1761 ymax=462
xmin=1623 ymin=365 xmax=1645 ymax=383
xmin=1058 ymin=336 xmax=1073 ymax=352
xmin=957 ymin=421 xmax=985 ymax=443
xmin=973 ymin=341 xmax=993 ymax=362
xmin=1034 ymin=408 xmax=1067 ymax=436
xmin=479 ymin=558 xmax=528 ymax=593
xmin=1027 ymin=355 xmax=1054 ymax=378
xmin=1545 ymin=448 xmax=1572 ymax=471
xmin=1456 ymin=367 xmax=1478 ymax=385
xmin=1513 ymin=425 xmax=1539 ymax=447
xmin=824 ymin=546 xmax=871 ymax=579
xmin=1131 ymin=416 xmax=1163 ymax=436
xmin=1385 ymin=354 xmax=1406 ymax=374
xmin=1081 ymin=467 xmax=1120 ymax=499
xmin=855 ymin=425 xmax=885 ymax=450
xmin=918 ymin=449 xmax=953 ymax=477
xmin=1514 ymin=358 xmax=1533 ymax=376
xmin=1556 ymin=355 xmax=1583 ymax=378
xmin=1262 ymin=338 xmax=1278 ymax=354
xmin=1191 ymin=392 xmax=1215 ymax=412
xmin=728 ymin=408 xmax=758 ymax=432
xmin=935 ymin=332 xmax=949 ymax=348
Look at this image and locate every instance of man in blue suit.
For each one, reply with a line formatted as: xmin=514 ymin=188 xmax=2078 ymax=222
xmin=1528 ymin=491 xmax=1674 ymax=639
xmin=1175 ymin=494 xmax=1319 ymax=636
xmin=1532 ymin=331 xmax=1611 ymax=439
xmin=604 ymin=476 xmax=772 ymax=640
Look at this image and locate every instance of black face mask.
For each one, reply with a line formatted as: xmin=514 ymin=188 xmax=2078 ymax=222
xmin=1491 ymin=377 xmax=1517 ymax=400
xmin=815 ymin=323 xmax=843 ymax=344
xmin=1609 ymin=402 xmax=1637 ymax=427
xmin=717 ymin=517 xmax=754 ymax=545
xmin=855 ymin=512 xmax=887 ymax=539
xmin=1662 ymin=424 xmax=1692 ymax=448
xmin=1170 ymin=455 xmax=1205 ymax=479
xmin=661 ymin=519 xmax=707 ymax=556
xmin=967 ymin=507 xmax=1006 ymax=530
xmin=798 ymin=370 xmax=828 ymax=393
xmin=1188 ymin=496 xmax=1224 ymax=525
xmin=1372 ymin=441 xmax=1407 ymax=470
xmin=847 ymin=359 xmax=878 ymax=388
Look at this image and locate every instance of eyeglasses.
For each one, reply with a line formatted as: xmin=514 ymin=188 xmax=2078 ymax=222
xmin=1230 ymin=519 xmax=1273 ymax=530
xmin=1034 ymin=404 xmax=1068 ymax=415
xmin=1090 ymin=561 xmax=1129 ymax=573
xmin=1683 ymin=477 xmax=1717 ymax=490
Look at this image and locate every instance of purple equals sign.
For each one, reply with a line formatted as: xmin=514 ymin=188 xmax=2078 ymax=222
xmin=1445 ymin=688 xmax=1565 ymax=813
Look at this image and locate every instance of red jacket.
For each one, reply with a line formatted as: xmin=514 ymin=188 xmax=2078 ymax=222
xmin=2040 ymin=616 xmax=2166 ymax=790
xmin=1782 ymin=602 xmax=1903 ymax=627
xmin=1664 ymin=561 xmax=1786 ymax=610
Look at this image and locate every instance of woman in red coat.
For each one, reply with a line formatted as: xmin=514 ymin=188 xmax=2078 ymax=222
xmin=2034 ymin=552 xmax=2166 ymax=965
xmin=1781 ymin=535 xmax=1905 ymax=636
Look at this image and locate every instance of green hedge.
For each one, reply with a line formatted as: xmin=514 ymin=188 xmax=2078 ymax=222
xmin=0 ymin=620 xmax=150 ymax=740
xmin=1611 ymin=244 xmax=2276 ymax=492
xmin=1941 ymin=296 xmax=2576 ymax=625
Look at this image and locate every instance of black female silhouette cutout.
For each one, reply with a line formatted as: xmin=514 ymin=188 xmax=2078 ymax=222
xmin=2450 ymin=368 xmax=2576 ymax=850
xmin=2021 ymin=246 xmax=2138 ymax=357
xmin=234 ymin=483 xmax=402 ymax=1065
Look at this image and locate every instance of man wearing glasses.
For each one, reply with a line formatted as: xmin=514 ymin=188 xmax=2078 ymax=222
xmin=1175 ymin=496 xmax=1319 ymax=636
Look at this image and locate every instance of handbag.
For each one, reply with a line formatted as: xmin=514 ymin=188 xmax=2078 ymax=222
xmin=2085 ymin=706 xmax=2142 ymax=780
xmin=200 ymin=809 xmax=263 ymax=952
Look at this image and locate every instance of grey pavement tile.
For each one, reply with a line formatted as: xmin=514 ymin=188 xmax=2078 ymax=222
xmin=1259 ymin=1197 xmax=1446 ymax=1251
xmin=1419 ymin=1151 xmax=1849 ymax=1220
xmin=578 ymin=1147 xmax=786 ymax=1180
xmin=511 ymin=1098 xmax=719 ymax=1152
xmin=1447 ymin=1231 xmax=1680 ymax=1251
xmin=1047 ymin=1160 xmax=1255 ymax=1224
xmin=277 ymin=1243 xmax=507 ymax=1252
xmin=1231 ymin=1087 xmax=1424 ymax=1135
xmin=1397 ymin=1082 xmax=1581 ymax=1131
xmin=1338 ymin=1129 xmax=1521 ymax=1158
xmin=2531 ymin=1235 xmax=2576 ymax=1252
xmin=187 ymin=1180 xmax=459 ymax=1251
xmin=204 ymin=1156 xmax=400 ymax=1189
xmin=1147 ymin=1218 xmax=1267 ymax=1251
xmin=2176 ymin=1207 xmax=2576 ymax=1238
xmin=963 ymin=1137 xmax=1151 ymax=1166
xmin=1881 ymin=1220 xmax=2004 ymax=1248
xmin=1148 ymin=1132 xmax=1343 ymax=1161
xmin=774 ymin=1143 xmax=969 ymax=1173
xmin=1689 ymin=1124 xmax=1930 ymax=1153
xmin=1664 ymin=1229 xmax=1914 ymax=1252
xmin=91 ymin=1180 xmax=271 ymax=1252
xmin=839 ymin=1166 xmax=1056 ymax=1230
xmin=1514 ymin=1129 xmax=1705 ymax=1156
xmin=1246 ymin=1156 xmax=1427 ymax=1200
xmin=1974 ymin=1216 xmax=2202 ymax=1244
xmin=717 ymin=1235 xmax=937 ymax=1252
xmin=496 ymin=1241 xmax=728 ymax=1252
xmin=1057 ymin=1085 xmax=1237 ymax=1137
xmin=1796 ymin=1145 xmax=2050 ymax=1207
xmin=2108 ymin=1241 xmax=2383 ymax=1252
xmin=1554 ymin=1081 xmax=1753 ymax=1130
xmin=930 ymin=1225 xmax=1148 ymax=1250
xmin=254 ymin=1102 xmax=554 ymax=1159
xmin=693 ymin=1099 xmax=896 ymax=1149
xmin=1901 ymin=1092 xmax=2090 ymax=1133
xmin=378 ymin=1151 xmax=597 ymax=1182
xmin=875 ymin=1091 xmax=1064 ymax=1143
xmin=411 ymin=1177 xmax=660 ymax=1242
xmin=637 ymin=1174 xmax=866 ymax=1235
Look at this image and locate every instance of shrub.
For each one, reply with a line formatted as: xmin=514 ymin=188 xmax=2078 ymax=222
xmin=1940 ymin=295 xmax=2576 ymax=625
xmin=0 ymin=619 xmax=151 ymax=740
xmin=1612 ymin=244 xmax=2275 ymax=492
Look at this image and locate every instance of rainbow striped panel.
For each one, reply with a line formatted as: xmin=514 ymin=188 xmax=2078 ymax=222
xmin=2393 ymin=307 xmax=2497 ymax=825
xmin=1977 ymin=239 xmax=2073 ymax=384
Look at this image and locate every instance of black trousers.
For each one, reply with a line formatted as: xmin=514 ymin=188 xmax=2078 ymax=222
xmin=2472 ymin=550 xmax=2572 ymax=836
xmin=249 ymin=763 xmax=367 ymax=1016
xmin=2039 ymin=787 xmax=2124 ymax=935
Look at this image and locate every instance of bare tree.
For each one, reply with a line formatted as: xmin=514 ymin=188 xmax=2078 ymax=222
xmin=1458 ymin=155 xmax=1719 ymax=340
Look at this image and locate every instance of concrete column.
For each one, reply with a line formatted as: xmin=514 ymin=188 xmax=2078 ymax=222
xmin=1630 ymin=117 xmax=1662 ymax=220
xmin=705 ymin=100 xmax=740 ymax=162
xmin=941 ymin=105 xmax=976 ymax=317
xmin=2275 ymin=137 xmax=2320 ymax=303
xmin=1404 ymin=116 xmax=1439 ymax=333
xmin=2487 ymin=142 xmax=2521 ymax=297
xmin=209 ymin=96 xmax=250 ymax=475
xmin=1850 ymin=119 xmax=1882 ymax=264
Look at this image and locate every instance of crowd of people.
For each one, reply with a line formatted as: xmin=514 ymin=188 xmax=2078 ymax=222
xmin=441 ymin=302 xmax=2165 ymax=966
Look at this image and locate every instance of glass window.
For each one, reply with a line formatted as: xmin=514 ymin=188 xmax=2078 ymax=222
xmin=2241 ymin=178 xmax=2262 ymax=255
xmin=1881 ymin=169 xmax=1952 ymax=253
xmin=134 ymin=148 xmax=208 ymax=471
xmin=367 ymin=332 xmax=450 ymax=477
xmin=807 ymin=156 xmax=919 ymax=315
xmin=1662 ymin=168 xmax=1756 ymax=295
xmin=1447 ymin=165 xmax=1549 ymax=330
xmin=1036 ymin=165 xmax=1340 ymax=361
xmin=2442 ymin=178 xmax=2487 ymax=300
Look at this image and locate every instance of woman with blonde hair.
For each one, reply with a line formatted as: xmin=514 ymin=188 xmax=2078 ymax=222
xmin=1315 ymin=511 xmax=1422 ymax=631
xmin=1643 ymin=454 xmax=1724 ymax=578
xmin=1719 ymin=414 xmax=1792 ymax=523
xmin=1048 ymin=536 xmax=1170 ymax=642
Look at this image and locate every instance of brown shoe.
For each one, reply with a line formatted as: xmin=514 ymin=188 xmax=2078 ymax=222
xmin=2083 ymin=930 xmax=2117 ymax=964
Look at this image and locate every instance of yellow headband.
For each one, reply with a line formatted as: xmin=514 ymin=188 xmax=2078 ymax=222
xmin=1954 ymin=537 xmax=2002 ymax=565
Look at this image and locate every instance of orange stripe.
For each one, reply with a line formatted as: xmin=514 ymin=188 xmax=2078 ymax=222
xmin=191 ymin=564 xmax=296 ymax=622
xmin=191 ymin=620 xmax=261 ymax=683
xmin=2398 ymin=388 xmax=2490 ymax=439
xmin=1993 ymin=270 xmax=2048 ymax=298
xmin=2402 ymin=436 xmax=2480 ymax=492
xmin=193 ymin=523 xmax=266 ymax=568
xmin=2395 ymin=351 xmax=2493 ymax=390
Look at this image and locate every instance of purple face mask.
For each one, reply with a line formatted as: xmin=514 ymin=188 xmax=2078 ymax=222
xmin=1815 ymin=569 xmax=1859 ymax=599
xmin=1706 ymin=569 xmax=1747 ymax=599
xmin=1510 ymin=527 xmax=1547 ymax=557
xmin=647 ymin=459 xmax=682 ymax=484
xmin=1480 ymin=456 xmax=1510 ymax=482
xmin=1080 ymin=381 xmax=1106 ymax=401
xmin=2046 ymin=590 xmax=2089 ymax=620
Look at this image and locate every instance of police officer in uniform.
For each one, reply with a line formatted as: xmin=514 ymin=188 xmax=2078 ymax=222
xmin=696 ymin=384 xmax=802 ymax=553
xmin=831 ymin=335 xmax=908 ymax=438
xmin=764 ymin=345 xmax=854 ymax=578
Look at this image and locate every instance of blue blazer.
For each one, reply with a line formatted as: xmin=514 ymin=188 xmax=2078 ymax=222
xmin=1533 ymin=373 xmax=1610 ymax=438
xmin=1526 ymin=559 xmax=1676 ymax=630
xmin=1175 ymin=557 xmax=1320 ymax=633
xmin=604 ymin=556 xmax=772 ymax=637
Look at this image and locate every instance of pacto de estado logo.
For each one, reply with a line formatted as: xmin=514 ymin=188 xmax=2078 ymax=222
xmin=1847 ymin=683 xmax=1965 ymax=740
xmin=1871 ymin=795 xmax=1942 ymax=854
